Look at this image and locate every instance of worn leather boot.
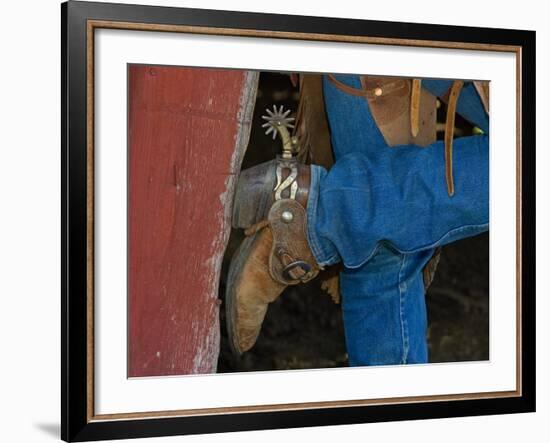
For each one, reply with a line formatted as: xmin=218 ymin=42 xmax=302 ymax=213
xmin=226 ymin=157 xmax=321 ymax=354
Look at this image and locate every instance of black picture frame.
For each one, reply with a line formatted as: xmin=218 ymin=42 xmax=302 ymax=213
xmin=62 ymin=1 xmax=536 ymax=441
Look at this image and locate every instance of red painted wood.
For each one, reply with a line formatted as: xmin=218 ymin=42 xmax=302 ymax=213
xmin=128 ymin=65 xmax=257 ymax=377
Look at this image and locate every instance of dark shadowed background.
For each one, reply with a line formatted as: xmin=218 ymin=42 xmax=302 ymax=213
xmin=218 ymin=72 xmax=489 ymax=372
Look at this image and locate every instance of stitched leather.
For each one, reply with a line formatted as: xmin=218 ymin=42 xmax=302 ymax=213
xmin=268 ymin=199 xmax=320 ymax=285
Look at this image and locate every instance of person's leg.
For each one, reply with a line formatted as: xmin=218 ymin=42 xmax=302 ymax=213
xmin=226 ymin=74 xmax=489 ymax=362
xmin=308 ymin=134 xmax=489 ymax=268
xmin=309 ymin=74 xmax=488 ymax=366
xmin=313 ymin=75 xmax=431 ymax=365
xmin=340 ymin=245 xmax=432 ymax=365
xmin=308 ymin=136 xmax=488 ymax=366
xmin=309 ymin=155 xmax=438 ymax=364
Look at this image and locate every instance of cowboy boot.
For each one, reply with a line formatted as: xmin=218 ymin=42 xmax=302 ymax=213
xmin=226 ymin=155 xmax=321 ymax=354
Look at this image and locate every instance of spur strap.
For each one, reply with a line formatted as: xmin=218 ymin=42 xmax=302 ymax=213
xmin=268 ymin=199 xmax=319 ymax=285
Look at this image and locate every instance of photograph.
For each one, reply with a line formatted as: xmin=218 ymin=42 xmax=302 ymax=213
xmin=59 ymin=2 xmax=535 ymax=440
xmin=127 ymin=66 xmax=490 ymax=377
xmin=1 ymin=0 xmax=544 ymax=442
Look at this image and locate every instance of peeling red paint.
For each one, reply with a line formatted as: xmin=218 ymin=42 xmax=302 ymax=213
xmin=128 ymin=65 xmax=258 ymax=377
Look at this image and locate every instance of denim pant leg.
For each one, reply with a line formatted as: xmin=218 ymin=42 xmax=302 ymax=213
xmin=309 ymin=141 xmax=489 ymax=364
xmin=312 ymin=75 xmax=430 ymax=365
xmin=308 ymin=136 xmax=489 ymax=267
xmin=309 ymin=163 xmax=437 ymax=366
xmin=341 ymin=246 xmax=434 ymax=365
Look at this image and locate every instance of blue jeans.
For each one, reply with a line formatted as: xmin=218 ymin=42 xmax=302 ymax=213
xmin=306 ymin=75 xmax=489 ymax=366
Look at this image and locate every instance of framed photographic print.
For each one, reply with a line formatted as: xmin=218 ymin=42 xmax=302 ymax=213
xmin=61 ymin=1 xmax=536 ymax=441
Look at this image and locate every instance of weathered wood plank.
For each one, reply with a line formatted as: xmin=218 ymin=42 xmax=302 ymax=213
xmin=128 ymin=65 xmax=258 ymax=377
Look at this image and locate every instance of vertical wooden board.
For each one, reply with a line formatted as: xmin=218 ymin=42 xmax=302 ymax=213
xmin=128 ymin=65 xmax=258 ymax=377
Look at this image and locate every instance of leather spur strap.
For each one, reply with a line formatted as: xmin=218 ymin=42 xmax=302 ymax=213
xmin=267 ymin=158 xmax=319 ymax=285
xmin=268 ymin=199 xmax=319 ymax=285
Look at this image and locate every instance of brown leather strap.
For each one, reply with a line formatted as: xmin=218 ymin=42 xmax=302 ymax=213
xmin=295 ymin=163 xmax=310 ymax=207
xmin=327 ymin=74 xmax=404 ymax=99
xmin=444 ymin=80 xmax=464 ymax=197
xmin=410 ymin=79 xmax=422 ymax=138
xmin=268 ymin=199 xmax=320 ymax=284
xmin=327 ymin=74 xmax=369 ymax=97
